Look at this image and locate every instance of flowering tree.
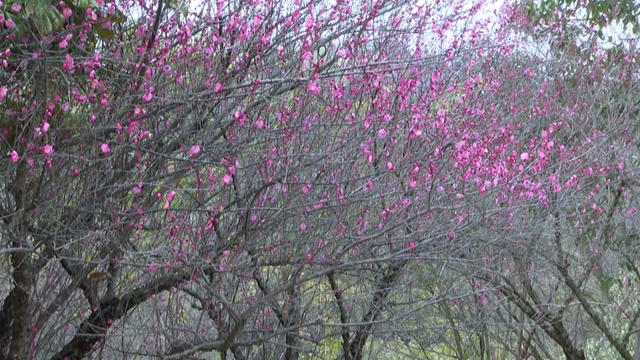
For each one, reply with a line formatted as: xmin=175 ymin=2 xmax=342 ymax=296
xmin=0 ymin=0 xmax=498 ymax=359
xmin=446 ymin=5 xmax=640 ymax=359
xmin=1 ymin=0 xmax=638 ymax=359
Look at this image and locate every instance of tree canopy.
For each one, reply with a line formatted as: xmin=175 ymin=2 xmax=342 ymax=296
xmin=1 ymin=0 xmax=639 ymax=359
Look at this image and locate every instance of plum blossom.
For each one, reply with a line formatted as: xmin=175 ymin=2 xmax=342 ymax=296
xmin=386 ymin=161 xmax=394 ymax=171
xmin=100 ymin=143 xmax=111 ymax=154
xmin=42 ymin=145 xmax=54 ymax=155
xmin=163 ymin=190 xmax=176 ymax=209
xmin=189 ymin=145 xmax=200 ymax=156
xmin=307 ymin=81 xmax=321 ymax=95
xmin=142 ymin=88 xmax=153 ymax=102
xmin=520 ymin=152 xmax=529 ymax=161
xmin=36 ymin=122 xmax=50 ymax=136
xmin=222 ymin=174 xmax=232 ymax=185
xmin=10 ymin=150 xmax=19 ymax=163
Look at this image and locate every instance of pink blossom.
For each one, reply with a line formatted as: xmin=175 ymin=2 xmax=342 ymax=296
xmin=307 ymin=81 xmax=321 ymax=95
xmin=42 ymin=145 xmax=54 ymax=155
xmin=100 ymin=143 xmax=111 ymax=154
xmin=222 ymin=174 xmax=232 ymax=185
xmin=377 ymin=129 xmax=387 ymax=139
xmin=10 ymin=3 xmax=20 ymax=12
xmin=5 ymin=18 xmax=15 ymax=29
xmin=305 ymin=17 xmax=314 ymax=30
xmin=0 ymin=87 xmax=7 ymax=100
xmin=163 ymin=191 xmax=176 ymax=209
xmin=189 ymin=145 xmax=200 ymax=156
xmin=10 ymin=150 xmax=19 ymax=163
xmin=59 ymin=40 xmax=68 ymax=49
xmin=63 ymin=7 xmax=73 ymax=19
xmin=214 ymin=83 xmax=223 ymax=93
xmin=142 ymin=92 xmax=152 ymax=102
xmin=42 ymin=122 xmax=50 ymax=132
xmin=520 ymin=152 xmax=529 ymax=161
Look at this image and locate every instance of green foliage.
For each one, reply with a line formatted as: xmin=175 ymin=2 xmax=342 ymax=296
xmin=524 ymin=0 xmax=640 ymax=36
xmin=2 ymin=0 xmax=123 ymax=40
xmin=2 ymin=0 xmax=64 ymax=36
xmin=74 ymin=0 xmax=100 ymax=9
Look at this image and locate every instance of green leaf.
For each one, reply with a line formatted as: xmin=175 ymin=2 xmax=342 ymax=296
xmin=74 ymin=0 xmax=99 ymax=9
xmin=180 ymin=4 xmax=189 ymax=17
xmin=107 ymin=10 xmax=128 ymax=24
xmin=93 ymin=23 xmax=115 ymax=40
xmin=598 ymin=276 xmax=615 ymax=295
xmin=32 ymin=5 xmax=64 ymax=35
xmin=34 ymin=12 xmax=53 ymax=35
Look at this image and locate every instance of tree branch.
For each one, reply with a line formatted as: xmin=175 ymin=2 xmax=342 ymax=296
xmin=49 ymin=271 xmax=190 ymax=360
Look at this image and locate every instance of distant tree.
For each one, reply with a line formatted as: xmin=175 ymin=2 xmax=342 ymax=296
xmin=521 ymin=0 xmax=639 ymax=46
